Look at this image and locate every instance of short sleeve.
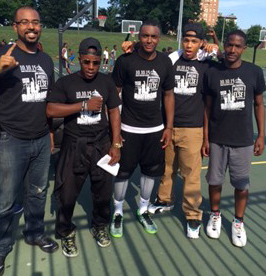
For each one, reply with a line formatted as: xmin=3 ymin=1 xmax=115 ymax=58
xmin=106 ymin=76 xmax=121 ymax=109
xmin=161 ymin=57 xmax=175 ymax=91
xmin=255 ymin=66 xmax=266 ymax=95
xmin=112 ymin=55 xmax=126 ymax=88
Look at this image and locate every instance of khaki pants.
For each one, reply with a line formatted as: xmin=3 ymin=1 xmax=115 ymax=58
xmin=158 ymin=128 xmax=203 ymax=220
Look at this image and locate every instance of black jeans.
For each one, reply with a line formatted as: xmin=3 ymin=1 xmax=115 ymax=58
xmin=54 ymin=133 xmax=113 ymax=238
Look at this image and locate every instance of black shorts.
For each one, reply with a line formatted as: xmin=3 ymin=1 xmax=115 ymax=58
xmin=117 ymin=130 xmax=165 ymax=179
xmin=63 ymin=59 xmax=69 ymax=69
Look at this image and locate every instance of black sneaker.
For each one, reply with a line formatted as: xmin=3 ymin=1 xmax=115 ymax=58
xmin=148 ymin=199 xmax=174 ymax=214
xmin=25 ymin=235 xmax=59 ymax=253
xmin=0 ymin=256 xmax=5 ymax=276
xmin=61 ymin=231 xmax=79 ymax=257
xmin=91 ymin=227 xmax=111 ymax=248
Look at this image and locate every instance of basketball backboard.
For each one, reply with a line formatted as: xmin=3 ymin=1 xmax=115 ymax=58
xmin=122 ymin=20 xmax=142 ymax=34
xmin=259 ymin=29 xmax=266 ymax=41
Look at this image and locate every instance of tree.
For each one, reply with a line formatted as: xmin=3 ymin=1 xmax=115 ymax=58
xmin=37 ymin=0 xmax=76 ymax=28
xmin=246 ymin=25 xmax=262 ymax=47
xmin=107 ymin=0 xmax=201 ymax=34
xmin=214 ymin=16 xmax=238 ymax=43
xmin=0 ymin=0 xmax=34 ymax=25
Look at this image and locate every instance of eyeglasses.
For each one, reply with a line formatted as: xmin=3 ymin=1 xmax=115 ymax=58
xmin=15 ymin=20 xmax=41 ymax=26
xmin=80 ymin=59 xmax=101 ymax=66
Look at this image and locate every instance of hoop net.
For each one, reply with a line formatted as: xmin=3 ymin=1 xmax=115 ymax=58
xmin=98 ymin=15 xmax=107 ymax=27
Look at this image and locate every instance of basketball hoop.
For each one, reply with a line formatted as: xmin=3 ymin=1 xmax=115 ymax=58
xmin=98 ymin=15 xmax=107 ymax=27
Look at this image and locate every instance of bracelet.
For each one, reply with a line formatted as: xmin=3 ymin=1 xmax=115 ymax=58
xmin=84 ymin=100 xmax=88 ymax=111
xmin=112 ymin=142 xmax=122 ymax=149
xmin=81 ymin=100 xmax=85 ymax=112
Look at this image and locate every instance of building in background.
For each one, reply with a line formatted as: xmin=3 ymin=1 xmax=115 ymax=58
xmin=199 ymin=0 xmax=219 ymax=26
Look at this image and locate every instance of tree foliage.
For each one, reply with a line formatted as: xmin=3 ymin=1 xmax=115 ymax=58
xmin=214 ymin=16 xmax=238 ymax=43
xmin=0 ymin=0 xmax=34 ymax=25
xmin=37 ymin=0 xmax=76 ymax=28
xmin=107 ymin=0 xmax=201 ymax=34
xmin=246 ymin=25 xmax=262 ymax=47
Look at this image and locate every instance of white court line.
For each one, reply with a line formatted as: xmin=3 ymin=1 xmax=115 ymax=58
xmin=201 ymin=161 xmax=266 ymax=170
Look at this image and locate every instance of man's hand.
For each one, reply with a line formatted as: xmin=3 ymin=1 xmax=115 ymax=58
xmin=160 ymin=128 xmax=172 ymax=149
xmin=0 ymin=43 xmax=19 ymax=74
xmin=108 ymin=147 xmax=120 ymax=165
xmin=121 ymin=41 xmax=136 ymax=53
xmin=87 ymin=97 xmax=103 ymax=112
xmin=254 ymin=136 xmax=264 ymax=156
xmin=49 ymin=131 xmax=55 ymax=154
xmin=201 ymin=139 xmax=210 ymax=157
xmin=204 ymin=43 xmax=218 ymax=54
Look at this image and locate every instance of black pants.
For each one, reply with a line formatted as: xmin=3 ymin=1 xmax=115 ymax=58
xmin=54 ymin=133 xmax=113 ymax=238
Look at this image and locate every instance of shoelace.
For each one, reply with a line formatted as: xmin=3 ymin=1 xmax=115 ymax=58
xmin=234 ymin=221 xmax=244 ymax=236
xmin=142 ymin=212 xmax=153 ymax=225
xmin=114 ymin=214 xmax=122 ymax=228
xmin=211 ymin=215 xmax=219 ymax=230
xmin=64 ymin=238 xmax=75 ymax=249
xmin=97 ymin=230 xmax=109 ymax=241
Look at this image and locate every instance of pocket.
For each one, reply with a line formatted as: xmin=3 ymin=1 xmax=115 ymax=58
xmin=0 ymin=131 xmax=11 ymax=142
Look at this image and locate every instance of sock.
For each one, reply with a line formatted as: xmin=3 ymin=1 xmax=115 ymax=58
xmin=139 ymin=197 xmax=150 ymax=215
xmin=235 ymin=216 xmax=244 ymax=222
xmin=113 ymin=199 xmax=124 ymax=216
xmin=140 ymin=174 xmax=155 ymax=200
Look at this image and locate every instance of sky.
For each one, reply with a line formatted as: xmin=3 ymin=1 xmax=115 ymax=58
xmin=97 ymin=0 xmax=266 ymax=30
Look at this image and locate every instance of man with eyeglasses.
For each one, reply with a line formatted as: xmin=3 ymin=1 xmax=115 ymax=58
xmin=0 ymin=6 xmax=58 ymax=275
xmin=46 ymin=37 xmax=121 ymax=257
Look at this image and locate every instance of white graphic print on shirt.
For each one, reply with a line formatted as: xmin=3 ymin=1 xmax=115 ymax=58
xmin=76 ymin=89 xmax=102 ymax=125
xmin=220 ymin=78 xmax=246 ymax=110
xmin=174 ymin=65 xmax=199 ymax=96
xmin=20 ymin=65 xmax=48 ymax=102
xmin=134 ymin=69 xmax=160 ymax=101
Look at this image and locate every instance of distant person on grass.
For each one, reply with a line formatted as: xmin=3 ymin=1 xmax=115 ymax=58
xmin=62 ymin=42 xmax=71 ymax=74
xmin=109 ymin=44 xmax=117 ymax=73
xmin=102 ymin=46 xmax=109 ymax=71
xmin=47 ymin=37 xmax=121 ymax=257
xmin=110 ymin=19 xmax=175 ymax=238
xmin=0 ymin=6 xmax=58 ymax=275
xmin=202 ymin=30 xmax=265 ymax=247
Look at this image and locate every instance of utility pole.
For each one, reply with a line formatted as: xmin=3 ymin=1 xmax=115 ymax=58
xmin=177 ymin=0 xmax=184 ymax=50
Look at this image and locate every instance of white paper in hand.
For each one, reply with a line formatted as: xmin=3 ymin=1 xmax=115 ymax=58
xmin=97 ymin=154 xmax=120 ymax=176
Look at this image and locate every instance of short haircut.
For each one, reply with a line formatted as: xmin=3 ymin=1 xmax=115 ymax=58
xmin=13 ymin=6 xmax=39 ymax=22
xmin=139 ymin=19 xmax=161 ymax=34
xmin=225 ymin=30 xmax=247 ymax=45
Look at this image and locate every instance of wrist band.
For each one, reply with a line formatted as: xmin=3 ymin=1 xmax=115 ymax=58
xmin=81 ymin=101 xmax=85 ymax=112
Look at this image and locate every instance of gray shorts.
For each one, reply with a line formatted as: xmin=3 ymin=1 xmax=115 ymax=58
xmin=206 ymin=143 xmax=253 ymax=190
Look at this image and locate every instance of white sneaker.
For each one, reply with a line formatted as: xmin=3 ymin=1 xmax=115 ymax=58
xmin=232 ymin=218 xmax=247 ymax=247
xmin=187 ymin=220 xmax=201 ymax=239
xmin=206 ymin=211 xmax=222 ymax=239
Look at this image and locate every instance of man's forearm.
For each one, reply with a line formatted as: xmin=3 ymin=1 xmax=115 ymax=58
xmin=108 ymin=107 xmax=121 ymax=144
xmin=46 ymin=102 xmax=82 ymax=118
xmin=254 ymin=95 xmax=265 ymax=137
xmin=163 ymin=90 xmax=175 ymax=129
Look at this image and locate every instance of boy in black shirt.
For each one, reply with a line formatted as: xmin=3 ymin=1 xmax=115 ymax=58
xmin=47 ymin=38 xmax=121 ymax=256
xmin=202 ymin=30 xmax=265 ymax=247
xmin=149 ymin=23 xmax=215 ymax=239
xmin=111 ymin=20 xmax=175 ymax=237
xmin=0 ymin=6 xmax=58 ymax=275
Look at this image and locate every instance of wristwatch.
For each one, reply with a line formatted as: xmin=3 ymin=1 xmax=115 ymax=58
xmin=112 ymin=142 xmax=123 ymax=148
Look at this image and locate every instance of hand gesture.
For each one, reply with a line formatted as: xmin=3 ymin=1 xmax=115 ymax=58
xmin=121 ymin=41 xmax=136 ymax=53
xmin=0 ymin=43 xmax=19 ymax=74
xmin=160 ymin=128 xmax=172 ymax=149
xmin=87 ymin=97 xmax=103 ymax=112
xmin=254 ymin=136 xmax=264 ymax=156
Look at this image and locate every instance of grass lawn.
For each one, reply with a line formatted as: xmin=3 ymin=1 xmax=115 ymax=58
xmin=1 ymin=26 xmax=266 ymax=68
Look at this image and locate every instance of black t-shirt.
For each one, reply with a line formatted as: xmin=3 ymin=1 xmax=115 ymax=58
xmin=112 ymin=51 xmax=175 ymax=128
xmin=170 ymin=56 xmax=214 ymax=127
xmin=0 ymin=45 xmax=54 ymax=139
xmin=47 ymin=72 xmax=121 ymax=138
xmin=204 ymin=61 xmax=266 ymax=146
